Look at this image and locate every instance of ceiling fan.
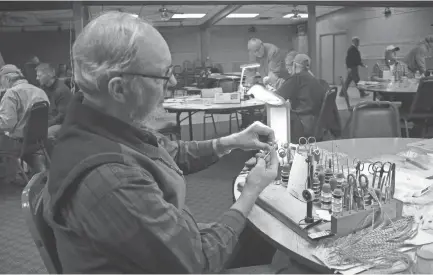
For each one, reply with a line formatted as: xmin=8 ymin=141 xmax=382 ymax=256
xmin=146 ymin=5 xmax=184 ymax=22
xmin=286 ymin=6 xmax=308 ymax=20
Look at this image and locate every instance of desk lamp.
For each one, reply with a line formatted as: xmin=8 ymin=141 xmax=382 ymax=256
xmin=247 ymin=84 xmax=291 ymax=165
xmin=239 ymin=63 xmax=260 ymax=99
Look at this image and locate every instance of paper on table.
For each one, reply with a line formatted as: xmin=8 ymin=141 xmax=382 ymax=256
xmin=315 ymin=209 xmax=332 ymax=221
xmin=287 ymin=151 xmax=308 ymax=200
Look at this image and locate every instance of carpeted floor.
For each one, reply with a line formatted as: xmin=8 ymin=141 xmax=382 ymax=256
xmin=0 ymin=86 xmax=362 ymax=273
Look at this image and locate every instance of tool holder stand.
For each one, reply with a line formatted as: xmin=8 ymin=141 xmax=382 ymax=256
xmin=331 ymin=198 xmax=403 ymax=236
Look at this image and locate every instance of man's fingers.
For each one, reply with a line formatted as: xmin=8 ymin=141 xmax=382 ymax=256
xmin=250 ymin=122 xmax=275 ymax=143
xmin=256 ymin=157 xmax=266 ymax=168
xmin=267 ymin=149 xmax=279 ymax=171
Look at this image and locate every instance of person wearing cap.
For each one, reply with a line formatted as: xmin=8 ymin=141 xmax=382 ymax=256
xmin=246 ymin=38 xmax=289 ymax=87
xmin=275 ymin=54 xmax=326 ymax=140
xmin=404 ymin=35 xmax=433 ymax=75
xmin=0 ymin=64 xmax=49 ymax=176
xmin=371 ymin=45 xmax=413 ymax=82
xmin=340 ymin=37 xmax=368 ymax=98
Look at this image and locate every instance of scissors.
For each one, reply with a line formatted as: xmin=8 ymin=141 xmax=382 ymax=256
xmin=347 ymin=174 xmax=358 ymax=211
xmin=368 ymin=161 xmax=382 ymax=188
xmin=352 ymin=159 xmax=364 ymax=179
xmin=378 ymin=162 xmax=392 ymax=190
xmin=298 ymin=137 xmax=318 ymax=154
xmin=358 ymin=174 xmax=370 ymax=208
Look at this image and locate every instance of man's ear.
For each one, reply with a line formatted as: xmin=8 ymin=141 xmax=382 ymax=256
xmin=107 ymin=77 xmax=126 ymax=103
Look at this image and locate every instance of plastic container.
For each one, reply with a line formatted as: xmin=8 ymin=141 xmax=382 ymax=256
xmin=415 ymin=243 xmax=433 ymax=274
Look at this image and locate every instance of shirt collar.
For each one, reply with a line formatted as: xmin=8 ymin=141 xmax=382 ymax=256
xmin=62 ymin=92 xmax=159 ymax=148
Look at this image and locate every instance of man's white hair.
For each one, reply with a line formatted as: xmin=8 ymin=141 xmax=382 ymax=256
xmin=73 ymin=11 xmax=153 ymax=93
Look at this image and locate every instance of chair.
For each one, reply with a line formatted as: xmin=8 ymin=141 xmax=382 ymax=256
xmin=348 ymin=101 xmax=401 ymax=138
xmin=21 ymin=101 xmax=51 ymax=167
xmin=400 ymin=77 xmax=433 ymax=137
xmin=22 ymin=171 xmax=63 ymax=274
xmin=313 ymin=87 xmax=341 ymax=140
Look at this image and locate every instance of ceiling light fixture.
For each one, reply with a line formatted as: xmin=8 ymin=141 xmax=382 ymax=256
xmin=283 ymin=13 xmax=308 ymax=19
xmin=171 ymin=13 xmax=206 ymax=19
xmin=227 ymin=13 xmax=259 ymax=18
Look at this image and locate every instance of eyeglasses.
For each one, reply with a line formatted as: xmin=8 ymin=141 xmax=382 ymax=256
xmin=114 ymin=65 xmax=173 ymax=89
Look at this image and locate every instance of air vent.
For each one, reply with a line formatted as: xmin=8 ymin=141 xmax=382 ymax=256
xmin=258 ymin=17 xmax=272 ymax=20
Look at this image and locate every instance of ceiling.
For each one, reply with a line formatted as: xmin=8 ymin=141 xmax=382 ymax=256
xmin=0 ymin=5 xmax=343 ymax=31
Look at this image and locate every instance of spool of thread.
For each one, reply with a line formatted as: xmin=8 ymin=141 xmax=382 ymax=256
xmin=335 ymin=173 xmax=345 ymax=189
xmin=312 ymin=178 xmax=321 ymax=202
xmin=318 ymin=172 xmax=325 ymax=189
xmin=280 ymin=164 xmax=290 ymax=187
xmin=321 ymin=183 xmax=332 ymax=210
xmin=332 ymin=188 xmax=343 ymax=215
xmin=315 ymin=164 xmax=324 ymax=177
xmin=329 ymin=177 xmax=338 ymax=191
xmin=363 ymin=193 xmax=372 ymax=206
xmin=324 ymin=168 xmax=333 ymax=184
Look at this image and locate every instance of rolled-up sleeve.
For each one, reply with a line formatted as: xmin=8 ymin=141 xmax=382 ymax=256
xmin=0 ymin=90 xmax=18 ymax=132
xmin=158 ymin=135 xmax=220 ymax=175
xmin=81 ymin=163 xmax=246 ymax=273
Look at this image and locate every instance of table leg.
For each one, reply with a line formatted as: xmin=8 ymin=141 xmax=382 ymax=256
xmin=373 ymin=92 xmax=377 ymax=101
xmin=176 ymin=112 xmax=181 ymax=138
xmin=188 ymin=111 xmax=193 ymax=140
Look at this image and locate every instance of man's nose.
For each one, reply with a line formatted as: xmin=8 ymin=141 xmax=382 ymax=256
xmin=168 ymin=74 xmax=177 ymax=87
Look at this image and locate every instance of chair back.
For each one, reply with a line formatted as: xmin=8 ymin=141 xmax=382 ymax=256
xmin=22 ymin=171 xmax=62 ymax=273
xmin=314 ymin=87 xmax=341 ymax=138
xmin=319 ymin=79 xmax=330 ymax=92
xmin=182 ymin=60 xmax=193 ymax=72
xmin=349 ymin=101 xmax=401 ymax=138
xmin=21 ymin=101 xmax=49 ymax=156
xmin=409 ymin=76 xmax=433 ymax=115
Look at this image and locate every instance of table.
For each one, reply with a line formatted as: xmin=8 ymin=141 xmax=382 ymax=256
xmin=233 ymin=138 xmax=421 ymax=273
xmin=357 ymin=81 xmax=418 ymax=101
xmin=163 ymin=97 xmax=265 ymax=140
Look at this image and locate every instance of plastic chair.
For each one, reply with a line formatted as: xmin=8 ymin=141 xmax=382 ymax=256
xmin=348 ymin=101 xmax=401 ymax=138
xmin=314 ymin=87 xmax=341 ymax=139
xmin=400 ymin=77 xmax=433 ymax=137
xmin=22 ymin=171 xmax=63 ymax=274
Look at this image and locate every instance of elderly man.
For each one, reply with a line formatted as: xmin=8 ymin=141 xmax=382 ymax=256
xmin=43 ymin=12 xmax=280 ymax=273
xmin=246 ymin=38 xmax=289 ymax=87
xmin=36 ymin=63 xmax=72 ymax=141
xmin=0 ymin=64 xmax=48 ymax=174
xmin=22 ymin=55 xmax=41 ymax=87
xmin=276 ymin=54 xmax=325 ymax=140
xmin=404 ymin=35 xmax=433 ymax=75
xmin=371 ymin=45 xmax=413 ymax=82
xmin=340 ymin=37 xmax=368 ymax=98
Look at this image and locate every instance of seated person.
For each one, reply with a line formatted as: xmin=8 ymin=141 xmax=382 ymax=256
xmin=275 ymin=54 xmax=326 ymax=140
xmin=35 ymin=63 xmax=72 ymax=141
xmin=0 ymin=64 xmax=49 ymax=174
xmin=42 ymin=11 xmax=281 ymax=273
xmin=371 ymin=45 xmax=414 ymax=82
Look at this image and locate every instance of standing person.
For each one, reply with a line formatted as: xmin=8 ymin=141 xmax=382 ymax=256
xmin=0 ymin=64 xmax=49 ymax=175
xmin=404 ymin=35 xmax=433 ymax=76
xmin=339 ymin=37 xmax=368 ymax=98
xmin=246 ymin=38 xmax=289 ymax=87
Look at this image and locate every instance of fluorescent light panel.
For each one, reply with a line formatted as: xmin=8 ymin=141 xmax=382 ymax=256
xmin=227 ymin=13 xmax=259 ymax=18
xmin=283 ymin=13 xmax=308 ymax=18
xmin=171 ymin=13 xmax=206 ymax=19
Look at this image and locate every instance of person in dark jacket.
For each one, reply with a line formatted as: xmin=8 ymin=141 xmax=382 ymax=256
xmin=276 ymin=54 xmax=326 ymax=141
xmin=35 ymin=63 xmax=72 ymax=141
xmin=42 ymin=11 xmax=282 ymax=274
xmin=22 ymin=55 xmax=40 ymax=87
xmin=340 ymin=37 xmax=368 ymax=98
xmin=404 ymin=35 xmax=433 ymax=75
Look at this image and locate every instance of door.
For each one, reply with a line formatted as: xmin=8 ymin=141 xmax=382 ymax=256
xmin=334 ymin=34 xmax=347 ymax=85
xmin=320 ymin=35 xmax=333 ymax=84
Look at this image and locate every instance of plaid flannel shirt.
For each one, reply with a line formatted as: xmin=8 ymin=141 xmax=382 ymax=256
xmin=371 ymin=59 xmax=414 ymax=79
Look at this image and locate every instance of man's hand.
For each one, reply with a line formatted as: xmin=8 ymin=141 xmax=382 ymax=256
xmin=244 ymin=148 xmax=279 ymax=195
xmin=263 ymin=76 xmax=270 ymax=86
xmin=220 ymin=121 xmax=275 ymax=152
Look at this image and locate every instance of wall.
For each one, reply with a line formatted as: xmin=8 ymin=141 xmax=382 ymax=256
xmin=161 ymin=25 xmax=296 ymax=72
xmin=316 ymin=7 xmax=433 ymax=80
xmin=0 ymin=25 xmax=296 ymax=73
xmin=0 ymin=30 xmax=73 ymax=68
